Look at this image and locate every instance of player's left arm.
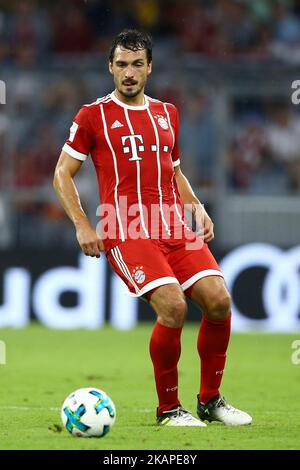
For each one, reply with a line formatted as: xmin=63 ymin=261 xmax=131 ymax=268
xmin=174 ymin=165 xmax=214 ymax=242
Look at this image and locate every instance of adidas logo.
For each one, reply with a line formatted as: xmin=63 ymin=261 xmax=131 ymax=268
xmin=111 ymin=120 xmax=124 ymax=129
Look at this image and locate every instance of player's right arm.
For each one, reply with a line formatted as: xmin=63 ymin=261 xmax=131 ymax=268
xmin=53 ymin=151 xmax=103 ymax=258
xmin=54 ymin=105 xmax=104 ymax=257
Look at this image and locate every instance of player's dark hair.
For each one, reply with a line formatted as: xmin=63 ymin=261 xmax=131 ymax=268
xmin=109 ymin=29 xmax=153 ymax=64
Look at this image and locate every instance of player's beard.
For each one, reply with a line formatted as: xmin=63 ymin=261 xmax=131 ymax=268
xmin=118 ymin=80 xmax=145 ymax=99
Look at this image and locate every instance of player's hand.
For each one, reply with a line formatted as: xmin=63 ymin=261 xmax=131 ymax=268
xmin=192 ymin=202 xmax=214 ymax=243
xmin=203 ymin=211 xmax=214 ymax=243
xmin=76 ymin=222 xmax=104 ymax=258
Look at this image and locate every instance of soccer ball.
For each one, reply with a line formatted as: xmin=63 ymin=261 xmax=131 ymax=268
xmin=61 ymin=387 xmax=116 ymax=437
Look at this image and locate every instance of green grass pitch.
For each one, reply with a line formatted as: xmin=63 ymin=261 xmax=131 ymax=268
xmin=0 ymin=323 xmax=299 ymax=450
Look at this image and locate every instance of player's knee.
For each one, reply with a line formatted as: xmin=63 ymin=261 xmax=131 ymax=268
xmin=206 ymin=292 xmax=231 ymax=321
xmin=161 ymin=297 xmax=188 ymax=328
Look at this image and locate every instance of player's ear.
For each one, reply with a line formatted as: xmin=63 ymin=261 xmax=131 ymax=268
xmin=108 ymin=61 xmax=113 ymax=75
xmin=147 ymin=62 xmax=152 ymax=76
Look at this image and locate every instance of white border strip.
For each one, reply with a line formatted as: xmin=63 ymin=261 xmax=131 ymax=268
xmin=181 ymin=269 xmax=224 ymax=291
xmin=111 ymin=248 xmax=138 ymax=294
xmin=100 ymin=104 xmax=125 ymax=241
xmin=163 ymin=104 xmax=185 ymax=229
xmin=99 ymin=96 xmax=112 ymax=104
xmin=138 ymin=276 xmax=179 ymax=297
xmin=147 ymin=109 xmax=171 ymax=236
xmin=163 ymin=103 xmax=175 ymax=148
xmin=115 ymin=246 xmax=140 ymax=293
xmin=124 ymin=108 xmax=149 ymax=238
xmin=62 ymin=143 xmax=87 ymax=161
xmin=111 ymin=247 xmax=180 ymax=298
xmin=111 ymin=91 xmax=149 ymax=110
xmin=162 ymin=104 xmax=180 ymax=168
xmin=84 ymin=95 xmax=111 ymax=107
xmin=111 ymin=246 xmax=140 ymax=294
xmin=171 ymin=174 xmax=189 ymax=230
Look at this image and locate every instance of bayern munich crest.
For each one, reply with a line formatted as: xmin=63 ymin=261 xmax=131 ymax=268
xmin=155 ymin=114 xmax=169 ymax=130
xmin=133 ymin=266 xmax=146 ymax=284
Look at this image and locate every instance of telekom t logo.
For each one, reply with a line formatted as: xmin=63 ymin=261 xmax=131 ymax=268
xmin=122 ymin=134 xmax=144 ymax=161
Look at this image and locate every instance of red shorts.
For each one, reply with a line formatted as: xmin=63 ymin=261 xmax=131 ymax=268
xmin=106 ymin=236 xmax=223 ymax=298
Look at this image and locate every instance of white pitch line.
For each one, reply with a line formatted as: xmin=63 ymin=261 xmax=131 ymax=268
xmin=0 ymin=406 xmax=60 ymax=411
xmin=0 ymin=406 xmax=152 ymax=413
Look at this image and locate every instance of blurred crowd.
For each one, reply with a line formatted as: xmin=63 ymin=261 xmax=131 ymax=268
xmin=229 ymin=99 xmax=300 ymax=193
xmin=1 ymin=0 xmax=300 ymax=247
xmin=1 ymin=0 xmax=300 ymax=67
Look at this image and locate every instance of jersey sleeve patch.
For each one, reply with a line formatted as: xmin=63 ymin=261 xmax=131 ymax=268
xmin=68 ymin=122 xmax=79 ymax=142
xmin=63 ymin=106 xmax=94 ymax=162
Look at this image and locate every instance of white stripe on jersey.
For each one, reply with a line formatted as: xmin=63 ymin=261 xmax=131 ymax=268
xmin=164 ymin=103 xmax=187 ymax=230
xmin=100 ymin=104 xmax=125 ymax=242
xmin=163 ymin=103 xmax=180 ymax=168
xmin=101 ymin=97 xmax=112 ymax=103
xmin=111 ymin=246 xmax=140 ymax=294
xmin=163 ymin=103 xmax=174 ymax=148
xmin=171 ymin=174 xmax=190 ymax=230
xmin=146 ymin=108 xmax=171 ymax=236
xmin=146 ymin=95 xmax=161 ymax=103
xmin=124 ymin=108 xmax=150 ymax=239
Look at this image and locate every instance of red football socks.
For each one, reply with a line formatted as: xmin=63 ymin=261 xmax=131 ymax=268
xmin=197 ymin=312 xmax=232 ymax=404
xmin=149 ymin=322 xmax=182 ymax=416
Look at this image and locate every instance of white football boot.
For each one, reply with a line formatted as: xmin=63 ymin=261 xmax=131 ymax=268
xmin=157 ymin=406 xmax=207 ymax=427
xmin=197 ymin=395 xmax=252 ymax=426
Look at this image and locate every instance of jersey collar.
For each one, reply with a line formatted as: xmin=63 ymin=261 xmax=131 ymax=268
xmin=111 ymin=91 xmax=149 ymax=110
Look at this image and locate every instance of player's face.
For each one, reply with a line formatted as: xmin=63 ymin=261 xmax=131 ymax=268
xmin=109 ymin=46 xmax=152 ymax=99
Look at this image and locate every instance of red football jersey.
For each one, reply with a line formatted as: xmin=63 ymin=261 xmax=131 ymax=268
xmin=63 ymin=91 xmax=188 ymax=252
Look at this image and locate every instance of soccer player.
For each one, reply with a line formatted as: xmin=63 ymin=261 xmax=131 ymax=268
xmin=53 ymin=29 xmax=252 ymax=427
